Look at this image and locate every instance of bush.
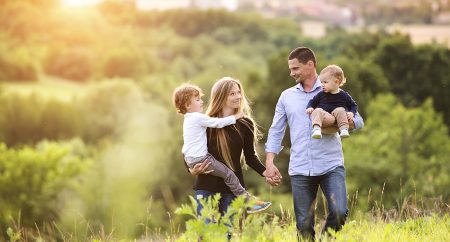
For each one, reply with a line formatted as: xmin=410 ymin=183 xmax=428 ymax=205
xmin=79 ymin=80 xmax=146 ymax=142
xmin=0 ymin=93 xmax=82 ymax=146
xmin=0 ymin=140 xmax=91 ymax=233
xmin=175 ymin=195 xmax=297 ymax=241
xmin=101 ymin=48 xmax=147 ymax=79
xmin=44 ymin=47 xmax=94 ymax=81
xmin=0 ymin=45 xmax=38 ymax=81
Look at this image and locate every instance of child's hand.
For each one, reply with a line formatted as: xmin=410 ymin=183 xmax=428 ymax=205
xmin=234 ymin=110 xmax=245 ymax=119
xmin=306 ymin=108 xmax=314 ymax=114
xmin=346 ymin=112 xmax=354 ymax=119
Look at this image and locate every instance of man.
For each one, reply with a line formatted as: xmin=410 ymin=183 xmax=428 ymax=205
xmin=263 ymin=47 xmax=364 ymax=240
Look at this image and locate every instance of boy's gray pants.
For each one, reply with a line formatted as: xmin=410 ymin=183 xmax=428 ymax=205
xmin=185 ymin=154 xmax=248 ymax=197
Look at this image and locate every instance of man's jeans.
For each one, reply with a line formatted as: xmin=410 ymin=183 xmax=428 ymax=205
xmin=290 ymin=166 xmax=348 ymax=240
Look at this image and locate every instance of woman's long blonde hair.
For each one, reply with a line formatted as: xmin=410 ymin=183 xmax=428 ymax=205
xmin=206 ymin=77 xmax=261 ymax=171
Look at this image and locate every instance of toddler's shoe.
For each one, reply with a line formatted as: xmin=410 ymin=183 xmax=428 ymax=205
xmin=311 ymin=127 xmax=322 ymax=139
xmin=340 ymin=129 xmax=350 ymax=138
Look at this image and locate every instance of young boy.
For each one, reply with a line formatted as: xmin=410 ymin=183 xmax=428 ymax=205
xmin=306 ymin=65 xmax=358 ymax=139
xmin=173 ymin=83 xmax=271 ymax=214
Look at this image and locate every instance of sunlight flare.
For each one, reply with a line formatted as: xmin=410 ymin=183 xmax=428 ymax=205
xmin=61 ymin=0 xmax=101 ymax=7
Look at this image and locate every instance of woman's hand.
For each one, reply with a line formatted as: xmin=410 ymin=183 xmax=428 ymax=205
xmin=188 ymin=159 xmax=213 ymax=176
xmin=306 ymin=108 xmax=314 ymax=115
xmin=265 ymin=175 xmax=282 ymax=186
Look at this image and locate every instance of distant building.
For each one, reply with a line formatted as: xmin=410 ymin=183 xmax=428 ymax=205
xmin=434 ymin=11 xmax=450 ymax=24
xmin=238 ymin=0 xmax=358 ymax=26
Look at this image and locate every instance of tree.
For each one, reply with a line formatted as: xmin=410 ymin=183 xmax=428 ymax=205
xmin=374 ymin=35 xmax=450 ymax=127
xmin=344 ymin=94 xmax=450 ymax=210
xmin=0 ymin=140 xmax=91 ymax=235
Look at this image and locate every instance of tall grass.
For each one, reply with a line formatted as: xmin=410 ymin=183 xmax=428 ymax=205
xmin=173 ymin=193 xmax=449 ymax=242
xmin=4 ymin=192 xmax=449 ymax=241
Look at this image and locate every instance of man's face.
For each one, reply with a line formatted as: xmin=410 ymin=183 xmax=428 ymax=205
xmin=288 ymin=58 xmax=311 ymax=84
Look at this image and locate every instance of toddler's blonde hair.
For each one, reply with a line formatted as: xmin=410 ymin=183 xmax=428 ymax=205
xmin=320 ymin=64 xmax=347 ymax=87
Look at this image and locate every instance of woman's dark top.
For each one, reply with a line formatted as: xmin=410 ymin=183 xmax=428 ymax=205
xmin=193 ymin=117 xmax=266 ymax=193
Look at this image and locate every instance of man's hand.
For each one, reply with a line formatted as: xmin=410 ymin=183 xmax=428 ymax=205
xmin=306 ymin=108 xmax=314 ymax=115
xmin=263 ymin=164 xmax=282 ymax=179
xmin=263 ymin=153 xmax=282 ymax=186
xmin=188 ymin=159 xmax=213 ymax=176
xmin=265 ymin=175 xmax=281 ymax=186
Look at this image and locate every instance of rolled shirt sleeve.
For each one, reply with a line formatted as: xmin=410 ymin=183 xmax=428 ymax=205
xmin=352 ymin=112 xmax=364 ymax=131
xmin=265 ymin=94 xmax=287 ymax=154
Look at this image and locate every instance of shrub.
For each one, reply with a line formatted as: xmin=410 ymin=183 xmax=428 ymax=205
xmin=0 ymin=46 xmax=38 ymax=81
xmin=44 ymin=47 xmax=94 ymax=81
xmin=101 ymin=48 xmax=147 ymax=79
xmin=0 ymin=140 xmax=92 ymax=232
xmin=0 ymin=93 xmax=81 ymax=146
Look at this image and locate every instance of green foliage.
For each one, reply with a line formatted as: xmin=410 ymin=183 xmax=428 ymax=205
xmin=44 ymin=47 xmax=94 ymax=81
xmin=0 ymin=139 xmax=92 ymax=230
xmin=344 ymin=94 xmax=450 ymax=209
xmin=175 ymin=195 xmax=289 ymax=242
xmin=329 ymin=214 xmax=450 ymax=242
xmin=374 ymin=34 xmax=450 ymax=126
xmin=0 ymin=36 xmax=38 ymax=81
xmin=175 ymin=196 xmax=450 ymax=241
xmin=6 ymin=227 xmax=22 ymax=242
xmin=56 ymin=80 xmax=175 ymax=239
xmin=78 ymin=80 xmax=146 ymax=143
xmin=0 ymin=1 xmax=52 ymax=40
xmin=101 ymin=48 xmax=148 ymax=79
xmin=0 ymin=93 xmax=81 ymax=146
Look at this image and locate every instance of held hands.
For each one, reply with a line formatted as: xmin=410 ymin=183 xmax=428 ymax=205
xmin=234 ymin=110 xmax=245 ymax=120
xmin=263 ymin=163 xmax=282 ymax=187
xmin=188 ymin=159 xmax=213 ymax=176
xmin=306 ymin=108 xmax=314 ymax=115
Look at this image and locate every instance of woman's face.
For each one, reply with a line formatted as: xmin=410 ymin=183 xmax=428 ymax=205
xmin=224 ymin=83 xmax=242 ymax=110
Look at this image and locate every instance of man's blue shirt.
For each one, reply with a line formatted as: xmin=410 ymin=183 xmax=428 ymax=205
xmin=265 ymin=79 xmax=364 ymax=176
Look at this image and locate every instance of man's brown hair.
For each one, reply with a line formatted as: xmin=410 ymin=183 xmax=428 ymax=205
xmin=288 ymin=47 xmax=317 ymax=67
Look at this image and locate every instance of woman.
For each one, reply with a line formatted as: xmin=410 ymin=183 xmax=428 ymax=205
xmin=189 ymin=77 xmax=270 ymax=215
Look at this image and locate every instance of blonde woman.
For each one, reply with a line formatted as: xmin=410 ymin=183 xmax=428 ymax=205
xmin=189 ymin=77 xmax=271 ymax=216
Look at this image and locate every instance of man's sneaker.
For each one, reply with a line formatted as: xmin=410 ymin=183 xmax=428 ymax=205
xmin=247 ymin=200 xmax=272 ymax=214
xmin=340 ymin=129 xmax=350 ymax=138
xmin=311 ymin=128 xmax=322 ymax=139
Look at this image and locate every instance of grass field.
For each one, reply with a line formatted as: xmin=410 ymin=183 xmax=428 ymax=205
xmin=171 ymin=196 xmax=450 ymax=242
xmin=0 ymin=77 xmax=86 ymax=102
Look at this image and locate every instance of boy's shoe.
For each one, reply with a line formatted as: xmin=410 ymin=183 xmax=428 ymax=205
xmin=311 ymin=128 xmax=322 ymax=139
xmin=247 ymin=200 xmax=272 ymax=214
xmin=340 ymin=129 xmax=350 ymax=138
